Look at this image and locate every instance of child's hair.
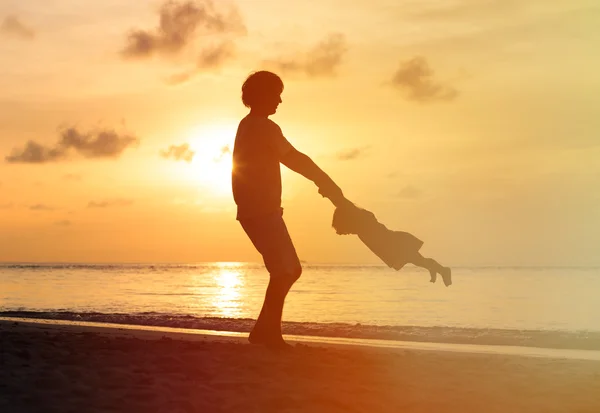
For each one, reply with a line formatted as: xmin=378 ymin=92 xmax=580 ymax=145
xmin=332 ymin=204 xmax=377 ymax=235
xmin=241 ymin=71 xmax=284 ymax=108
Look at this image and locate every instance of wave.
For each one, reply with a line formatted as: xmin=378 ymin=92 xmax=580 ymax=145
xmin=1 ymin=310 xmax=598 ymax=351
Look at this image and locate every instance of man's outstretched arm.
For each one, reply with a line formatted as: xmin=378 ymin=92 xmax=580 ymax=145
xmin=280 ymin=148 xmax=346 ymax=206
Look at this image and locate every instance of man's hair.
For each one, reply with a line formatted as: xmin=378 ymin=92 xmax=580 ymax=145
xmin=241 ymin=71 xmax=284 ymax=108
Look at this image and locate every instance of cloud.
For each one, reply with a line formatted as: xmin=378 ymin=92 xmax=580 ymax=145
xmin=391 ymin=56 xmax=458 ymax=103
xmin=160 ymin=143 xmax=195 ymax=162
xmin=397 ymin=185 xmax=422 ymax=199
xmin=265 ymin=33 xmax=348 ymax=78
xmin=63 ymin=173 xmax=82 ymax=181
xmin=197 ymin=41 xmax=235 ymax=68
xmin=5 ymin=127 xmax=139 ymax=164
xmin=164 ymin=71 xmax=195 ymax=86
xmin=0 ymin=202 xmax=13 ymax=209
xmin=336 ymin=146 xmax=370 ymax=161
xmin=59 ymin=128 xmax=139 ymax=158
xmin=406 ymin=0 xmax=515 ymax=19
xmin=121 ymin=0 xmax=245 ymax=59
xmin=213 ymin=145 xmax=230 ymax=162
xmin=30 ymin=204 xmax=55 ymax=211
xmin=165 ymin=41 xmax=235 ymax=85
xmin=5 ymin=141 xmax=66 ymax=164
xmin=0 ymin=15 xmax=35 ymax=40
xmin=55 ymin=220 xmax=72 ymax=227
xmin=88 ymin=199 xmax=134 ymax=208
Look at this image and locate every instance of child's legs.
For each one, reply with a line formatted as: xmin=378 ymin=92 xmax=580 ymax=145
xmin=411 ymin=253 xmax=452 ymax=286
xmin=410 ymin=253 xmax=444 ymax=273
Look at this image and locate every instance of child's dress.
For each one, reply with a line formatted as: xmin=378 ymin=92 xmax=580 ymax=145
xmin=356 ymin=211 xmax=424 ymax=270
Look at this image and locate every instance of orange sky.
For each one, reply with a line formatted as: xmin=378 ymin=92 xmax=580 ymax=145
xmin=1 ymin=0 xmax=599 ymax=265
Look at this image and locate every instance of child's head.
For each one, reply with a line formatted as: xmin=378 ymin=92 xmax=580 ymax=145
xmin=332 ymin=204 xmax=377 ymax=235
xmin=242 ymin=71 xmax=284 ymax=115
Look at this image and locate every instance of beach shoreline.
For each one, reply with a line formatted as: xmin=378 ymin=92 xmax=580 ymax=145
xmin=2 ymin=310 xmax=599 ymax=351
xmin=2 ymin=319 xmax=600 ymax=412
xmin=3 ymin=317 xmax=600 ymax=362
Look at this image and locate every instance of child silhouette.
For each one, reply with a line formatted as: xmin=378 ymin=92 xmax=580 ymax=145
xmin=331 ymin=199 xmax=452 ymax=286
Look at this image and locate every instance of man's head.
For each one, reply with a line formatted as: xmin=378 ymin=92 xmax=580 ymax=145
xmin=242 ymin=71 xmax=284 ymax=116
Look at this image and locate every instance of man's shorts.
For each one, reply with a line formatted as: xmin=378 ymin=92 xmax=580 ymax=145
xmin=239 ymin=210 xmax=301 ymax=278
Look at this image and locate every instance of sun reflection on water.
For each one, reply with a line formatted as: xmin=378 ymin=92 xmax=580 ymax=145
xmin=209 ymin=263 xmax=244 ymax=318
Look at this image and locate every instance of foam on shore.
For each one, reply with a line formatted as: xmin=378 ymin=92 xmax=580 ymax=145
xmin=1 ymin=310 xmax=599 ymax=351
xmin=2 ymin=317 xmax=600 ymax=362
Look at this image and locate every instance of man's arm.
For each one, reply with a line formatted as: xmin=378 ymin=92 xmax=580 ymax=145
xmin=280 ymin=148 xmax=346 ymax=206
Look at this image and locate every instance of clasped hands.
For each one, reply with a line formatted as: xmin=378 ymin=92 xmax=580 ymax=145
xmin=317 ymin=179 xmax=351 ymax=208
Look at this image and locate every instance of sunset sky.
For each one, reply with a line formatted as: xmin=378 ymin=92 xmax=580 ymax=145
xmin=1 ymin=0 xmax=599 ymax=266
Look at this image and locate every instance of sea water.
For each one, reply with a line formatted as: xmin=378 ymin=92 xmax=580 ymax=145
xmin=1 ymin=263 xmax=599 ymax=348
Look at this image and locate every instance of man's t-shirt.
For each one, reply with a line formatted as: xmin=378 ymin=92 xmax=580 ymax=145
xmin=232 ymin=114 xmax=294 ymax=220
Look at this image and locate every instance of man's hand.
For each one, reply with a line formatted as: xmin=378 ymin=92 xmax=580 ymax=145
xmin=318 ymin=180 xmax=346 ymax=207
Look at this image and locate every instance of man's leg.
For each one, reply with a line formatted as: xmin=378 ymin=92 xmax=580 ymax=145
xmin=249 ymin=270 xmax=300 ymax=349
xmin=249 ymin=291 xmax=270 ymax=340
xmin=241 ymin=212 xmax=302 ymax=349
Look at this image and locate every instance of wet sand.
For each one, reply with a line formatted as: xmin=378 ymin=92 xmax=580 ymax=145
xmin=1 ymin=321 xmax=599 ymax=413
xmin=5 ymin=311 xmax=600 ymax=350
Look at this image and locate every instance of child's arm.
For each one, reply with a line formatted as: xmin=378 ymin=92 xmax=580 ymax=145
xmin=280 ymin=148 xmax=344 ymax=203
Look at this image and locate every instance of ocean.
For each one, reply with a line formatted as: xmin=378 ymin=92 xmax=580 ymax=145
xmin=1 ymin=263 xmax=600 ymax=349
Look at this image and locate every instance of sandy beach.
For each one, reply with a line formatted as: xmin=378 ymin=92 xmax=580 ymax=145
xmin=1 ymin=320 xmax=599 ymax=413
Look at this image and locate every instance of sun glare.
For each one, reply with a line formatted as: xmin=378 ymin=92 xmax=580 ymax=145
xmin=210 ymin=266 xmax=244 ymax=318
xmin=179 ymin=123 xmax=236 ymax=195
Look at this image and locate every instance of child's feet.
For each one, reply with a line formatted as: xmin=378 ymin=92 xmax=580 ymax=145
xmin=429 ymin=269 xmax=437 ymax=283
xmin=440 ymin=267 xmax=452 ymax=287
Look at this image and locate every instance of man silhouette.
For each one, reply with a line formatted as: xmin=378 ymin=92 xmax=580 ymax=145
xmin=232 ymin=71 xmax=343 ymax=349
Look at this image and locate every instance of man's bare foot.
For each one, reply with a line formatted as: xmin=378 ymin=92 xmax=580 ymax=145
xmin=440 ymin=267 xmax=452 ymax=286
xmin=248 ymin=329 xmax=293 ymax=351
xmin=248 ymin=329 xmax=266 ymax=345
xmin=429 ymin=269 xmax=437 ymax=283
xmin=265 ymin=337 xmax=293 ymax=351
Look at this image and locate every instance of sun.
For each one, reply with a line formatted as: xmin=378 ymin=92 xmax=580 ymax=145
xmin=179 ymin=123 xmax=236 ymax=195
